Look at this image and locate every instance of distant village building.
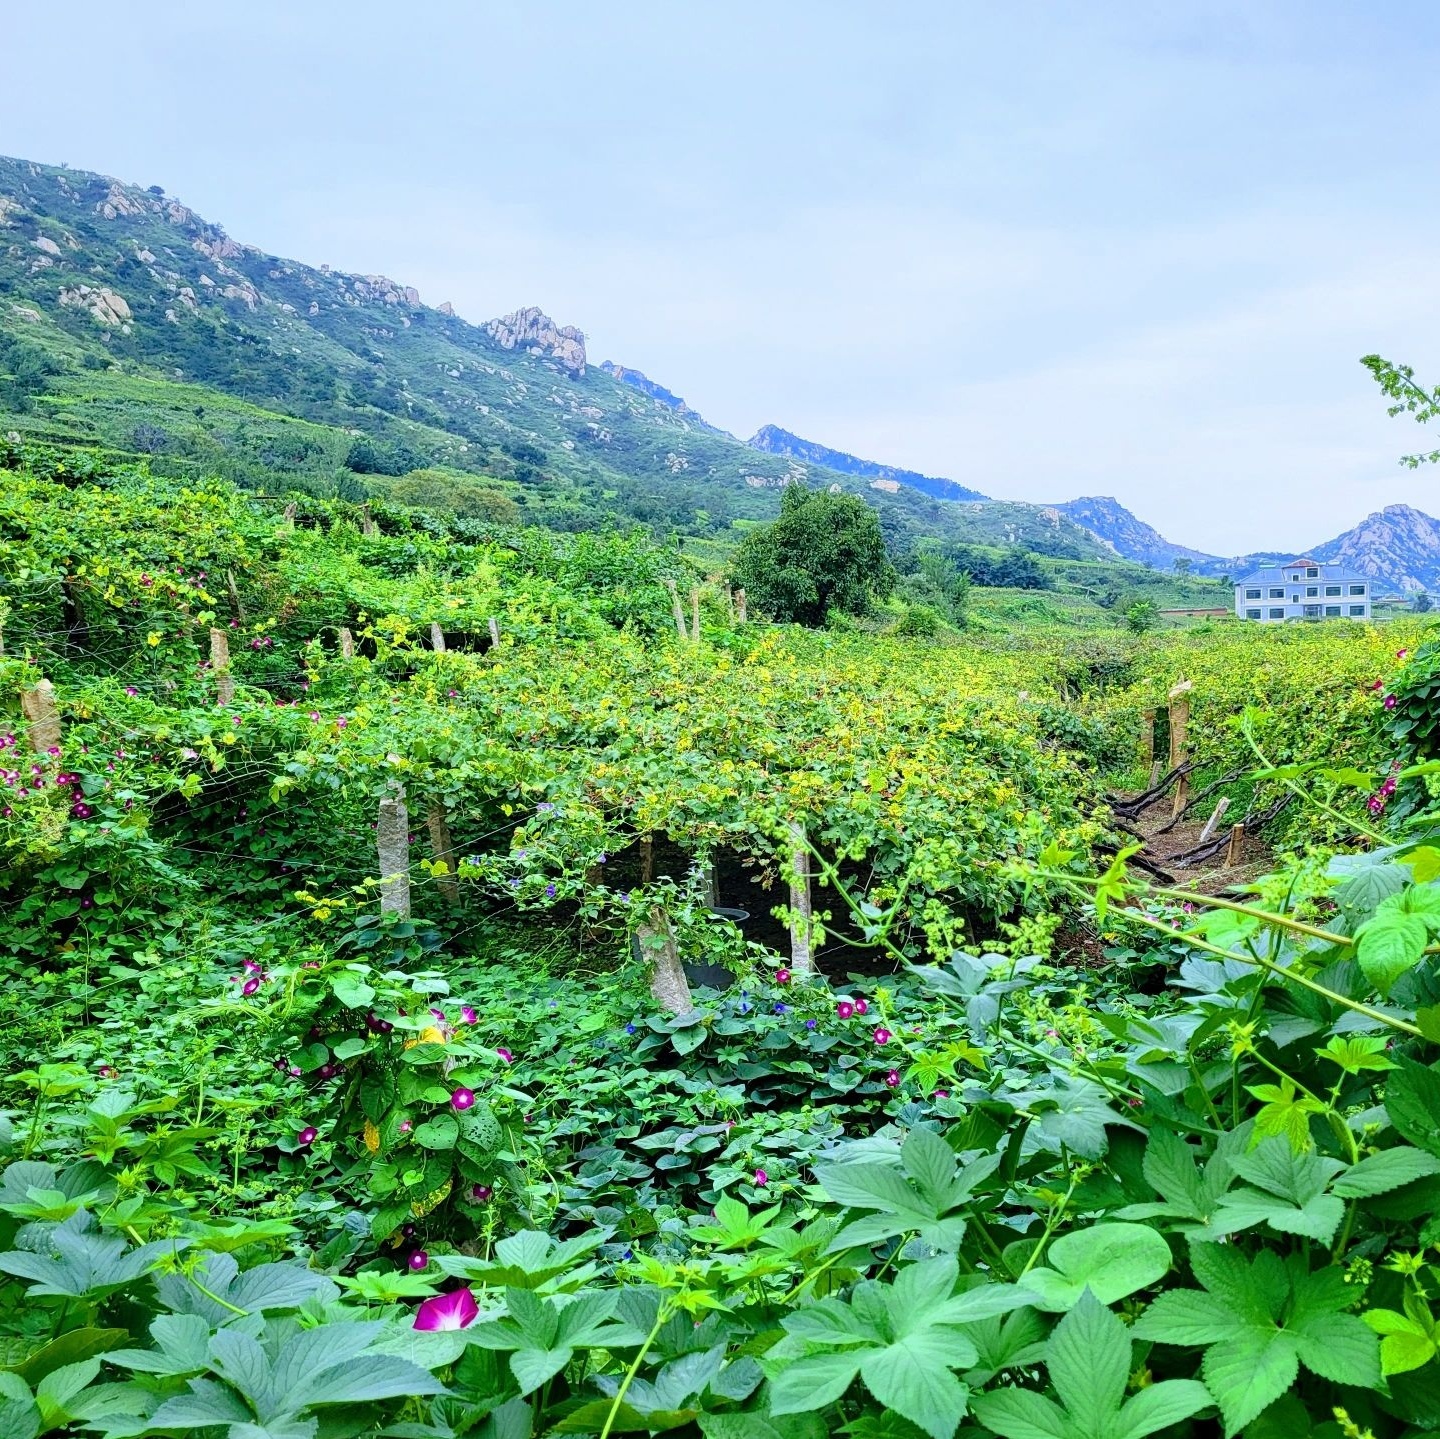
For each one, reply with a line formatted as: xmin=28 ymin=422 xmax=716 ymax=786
xmin=1234 ymin=558 xmax=1371 ymax=623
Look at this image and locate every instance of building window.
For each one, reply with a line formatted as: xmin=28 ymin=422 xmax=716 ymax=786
xmin=1349 ymin=605 xmax=1366 ymax=616
xmin=1325 ymin=605 xmax=1341 ymax=617
xmin=1268 ymin=607 xmax=1285 ymax=619
xmin=1269 ymin=587 xmax=1285 ymax=598
xmin=1246 ymin=608 xmax=1261 ymax=619
xmin=1325 ymin=585 xmax=1341 ymax=596
xmin=1306 ymin=586 xmax=1318 ymax=597
xmin=1245 ymin=588 xmax=1261 ymax=600
xmin=1349 ymin=584 xmax=1365 ymax=595
xmin=1291 ymin=573 xmax=1301 ymax=581
xmin=1306 ymin=567 xmax=1318 ymax=578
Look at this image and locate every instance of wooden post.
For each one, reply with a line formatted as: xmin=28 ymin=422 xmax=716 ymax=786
xmin=1199 ymin=796 xmax=1231 ymax=844
xmin=426 ymin=803 xmax=459 ymax=907
xmin=703 ymin=862 xmax=719 ymax=907
xmin=377 ymin=790 xmax=411 ymax=917
xmin=339 ymin=627 xmax=355 ymax=660
xmin=429 ymin=622 xmax=446 ymax=653
xmin=1168 ymin=680 xmax=1193 ymax=819
xmin=282 ymin=502 xmax=297 ymax=531
xmin=736 ymin=588 xmax=748 ymax=625
xmin=1140 ymin=708 xmax=1155 ymax=770
xmin=788 ymin=820 xmax=813 ymax=978
xmin=637 ymin=906 xmax=692 ymax=1015
xmin=640 ymin=832 xmax=655 ymax=885
xmin=361 ymin=506 xmax=378 ymax=537
xmin=664 ymin=579 xmax=688 ymax=640
xmin=209 ymin=627 xmax=234 ymax=707
xmin=1148 ymin=760 xmax=1163 ymax=789
xmin=20 ymin=680 xmax=61 ymax=753
xmin=227 ymin=569 xmax=245 ymax=620
xmin=690 ymin=586 xmax=701 ymax=644
xmin=488 ymin=616 xmax=501 ymax=649
xmin=1224 ymin=822 xmax=1245 ymax=868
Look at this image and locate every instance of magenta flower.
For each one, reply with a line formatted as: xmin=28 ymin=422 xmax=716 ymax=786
xmin=884 ymin=1069 xmax=900 ymax=1087
xmin=399 ymin=1120 xmax=413 ymax=1133
xmin=297 ymin=1126 xmax=318 ymax=1146
xmin=1399 ymin=649 xmax=1410 ymax=659
xmin=854 ymin=997 xmax=869 ymax=1016
xmin=1385 ymin=694 xmax=1397 ymax=710
xmin=775 ymin=968 xmax=791 ymax=985
xmin=873 ymin=1027 xmax=892 ymax=1045
xmin=754 ymin=1168 xmax=769 ymax=1187
xmin=460 ymin=1005 xmax=478 ymax=1024
xmin=450 ymin=1087 xmax=476 ymax=1111
xmin=413 ymin=1287 xmax=478 ymax=1331
xmin=241 ymin=977 xmax=261 ymax=997
xmin=836 ymin=1000 xmax=854 ymax=1020
xmin=496 ymin=1047 xmax=513 ymax=1063
xmin=124 ymin=686 xmax=138 ymax=697
xmin=408 ymin=1250 xmax=429 ymax=1272
xmin=471 ymin=1183 xmax=493 ymax=1201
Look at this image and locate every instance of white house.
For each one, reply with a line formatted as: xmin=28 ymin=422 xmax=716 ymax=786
xmin=1234 ymin=558 xmax=1371 ymax=623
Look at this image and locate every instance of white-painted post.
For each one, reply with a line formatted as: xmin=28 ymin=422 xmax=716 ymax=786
xmin=637 ymin=906 xmax=693 ymax=1015
xmin=488 ymin=615 xmax=501 ymax=649
xmin=430 ymin=622 xmax=446 ymax=653
xmin=339 ymin=627 xmax=355 ymax=660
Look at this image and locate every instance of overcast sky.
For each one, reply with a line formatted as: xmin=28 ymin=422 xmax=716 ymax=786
xmin=3 ymin=2 xmax=1439 ymax=553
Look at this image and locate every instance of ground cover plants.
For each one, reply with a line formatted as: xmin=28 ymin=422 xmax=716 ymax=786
xmin=3 ymin=448 xmax=1440 ymax=1436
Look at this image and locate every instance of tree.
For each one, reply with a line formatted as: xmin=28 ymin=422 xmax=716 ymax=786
xmin=1172 ymin=557 xmax=1192 ymax=578
xmin=731 ymin=484 xmax=895 ymax=626
xmin=1125 ymin=598 xmax=1160 ymax=633
xmin=1415 ymin=591 xmax=1433 ymax=613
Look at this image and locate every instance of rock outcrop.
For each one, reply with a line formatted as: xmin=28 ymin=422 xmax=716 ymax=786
xmin=58 ymin=284 xmax=132 ymax=326
xmin=483 ymin=307 xmax=586 ymax=376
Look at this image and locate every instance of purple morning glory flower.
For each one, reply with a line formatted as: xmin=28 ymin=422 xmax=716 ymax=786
xmin=496 ymin=1047 xmax=513 ymax=1063
xmin=773 ymin=1003 xmax=788 ymax=1014
xmin=450 ymin=1087 xmax=476 ymax=1111
xmin=805 ymin=1019 xmax=818 ymax=1030
xmin=413 ymin=1286 xmax=477 ymax=1330
xmin=537 ymin=802 xmax=554 ymax=813
xmin=297 ymin=1126 xmax=317 ymax=1146
xmin=625 ymin=1023 xmax=636 ymax=1034
xmin=408 ymin=1250 xmax=429 ymax=1272
xmin=460 ymin=1005 xmax=478 ymax=1025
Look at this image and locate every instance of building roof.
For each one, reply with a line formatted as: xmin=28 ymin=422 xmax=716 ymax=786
xmin=1234 ymin=558 xmax=1370 ymax=587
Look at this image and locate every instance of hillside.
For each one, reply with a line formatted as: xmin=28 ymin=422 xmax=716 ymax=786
xmin=0 ymin=154 xmax=1071 ymax=562
xmin=747 ymin=423 xmax=988 ymax=501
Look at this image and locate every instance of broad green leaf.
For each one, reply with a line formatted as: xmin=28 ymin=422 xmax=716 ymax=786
xmin=858 ymin=1339 xmax=970 ymax=1439
xmin=1021 ymin=1224 xmax=1172 ymax=1311
xmin=1355 ymin=911 xmax=1428 ymax=994
xmin=0 ymin=1375 xmax=41 ymax=1439
xmin=1385 ymin=1057 xmax=1440 ymax=1158
xmin=767 ymin=1351 xmax=863 ymax=1416
xmin=699 ymin=1414 xmax=828 ymax=1439
xmin=1332 ymin=1147 xmax=1440 ymax=1198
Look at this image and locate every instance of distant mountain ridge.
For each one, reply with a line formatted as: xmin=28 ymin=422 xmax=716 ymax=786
xmin=746 ymin=425 xmax=988 ymax=502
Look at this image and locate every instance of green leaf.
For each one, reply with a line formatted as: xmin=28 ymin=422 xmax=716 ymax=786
xmin=1022 ymin=1224 xmax=1172 ymax=1311
xmin=700 ymin=1415 xmax=828 ymax=1439
xmin=858 ymin=1339 xmax=970 ymax=1439
xmin=1386 ymin=1057 xmax=1440 ymax=1158
xmin=0 ymin=1375 xmax=41 ymax=1439
xmin=1332 ymin=1147 xmax=1440 ymax=1198
xmin=1045 ymin=1288 xmax=1128 ymax=1431
xmin=767 ymin=1351 xmax=863 ymax=1416
xmin=1355 ymin=911 xmax=1429 ymax=994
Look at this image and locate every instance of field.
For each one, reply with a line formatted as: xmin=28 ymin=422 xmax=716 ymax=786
xmin=2 ymin=451 xmax=1440 ymax=1438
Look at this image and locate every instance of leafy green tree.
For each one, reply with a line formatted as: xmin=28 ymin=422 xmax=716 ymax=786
xmin=731 ymin=484 xmax=895 ymax=625
xmin=1125 ymin=598 xmax=1160 ymax=633
xmin=1414 ymin=591 xmax=1432 ymax=613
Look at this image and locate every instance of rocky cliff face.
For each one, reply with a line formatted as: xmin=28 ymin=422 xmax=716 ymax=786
xmin=1052 ymin=496 xmax=1224 ymax=572
xmin=1311 ymin=505 xmax=1440 ymax=594
xmin=482 ymin=307 xmax=586 ymax=376
xmin=598 ymin=361 xmax=723 ymax=432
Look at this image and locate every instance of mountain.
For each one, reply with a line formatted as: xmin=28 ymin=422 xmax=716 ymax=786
xmin=747 ymin=424 xmax=988 ymax=502
xmin=1308 ymin=505 xmax=1440 ymax=595
xmin=1051 ymin=497 xmax=1223 ymax=573
xmin=598 ymin=361 xmax=726 ymax=435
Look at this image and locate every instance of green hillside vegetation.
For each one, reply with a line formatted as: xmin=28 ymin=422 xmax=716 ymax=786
xmin=2 ymin=155 xmax=1141 ymax=575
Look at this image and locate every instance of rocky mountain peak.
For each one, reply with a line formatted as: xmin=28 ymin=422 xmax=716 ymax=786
xmin=482 ymin=306 xmax=586 ymax=376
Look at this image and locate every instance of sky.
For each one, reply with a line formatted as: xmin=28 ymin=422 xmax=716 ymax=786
xmin=3 ymin=1 xmax=1440 ymax=553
